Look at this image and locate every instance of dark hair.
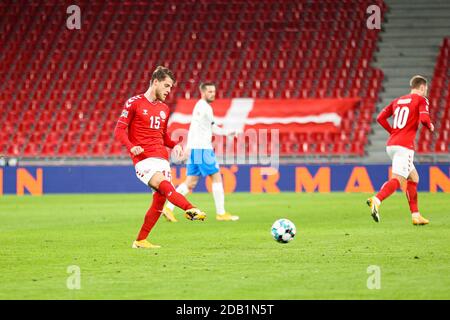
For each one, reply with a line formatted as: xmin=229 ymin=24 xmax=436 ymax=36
xmin=151 ymin=66 xmax=176 ymax=84
xmin=199 ymin=82 xmax=215 ymax=91
xmin=409 ymin=75 xmax=427 ymax=89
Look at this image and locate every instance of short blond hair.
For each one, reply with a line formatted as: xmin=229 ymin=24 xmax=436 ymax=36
xmin=409 ymin=75 xmax=427 ymax=88
xmin=151 ymin=66 xmax=176 ymax=84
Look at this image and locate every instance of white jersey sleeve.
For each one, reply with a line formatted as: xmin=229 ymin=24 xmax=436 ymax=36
xmin=186 ymin=99 xmax=215 ymax=149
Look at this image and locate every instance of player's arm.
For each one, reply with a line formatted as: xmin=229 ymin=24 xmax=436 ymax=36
xmin=114 ymin=103 xmax=143 ymax=155
xmin=163 ymin=111 xmax=183 ymax=148
xmin=163 ymin=116 xmax=184 ymax=159
xmin=163 ymin=130 xmax=181 ymax=148
xmin=419 ymin=97 xmax=434 ymax=131
xmin=165 ymin=133 xmax=184 ymax=160
xmin=207 ymin=107 xmax=240 ymax=136
xmin=376 ymin=103 xmax=393 ymax=133
xmin=212 ymin=123 xmax=241 ymax=136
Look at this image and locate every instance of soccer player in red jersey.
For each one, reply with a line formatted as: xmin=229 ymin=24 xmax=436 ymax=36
xmin=367 ymin=75 xmax=434 ymax=225
xmin=114 ymin=66 xmax=207 ymax=249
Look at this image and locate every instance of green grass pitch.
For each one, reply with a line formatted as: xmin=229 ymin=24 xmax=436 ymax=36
xmin=0 ymin=192 xmax=449 ymax=300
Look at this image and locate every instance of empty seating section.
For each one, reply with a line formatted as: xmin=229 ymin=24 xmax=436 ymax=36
xmin=417 ymin=37 xmax=450 ymax=154
xmin=1 ymin=0 xmax=387 ymax=158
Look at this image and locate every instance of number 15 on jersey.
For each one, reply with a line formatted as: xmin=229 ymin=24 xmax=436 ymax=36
xmin=149 ymin=116 xmax=161 ymax=129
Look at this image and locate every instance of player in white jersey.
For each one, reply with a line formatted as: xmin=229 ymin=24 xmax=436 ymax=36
xmin=162 ymin=82 xmax=240 ymax=222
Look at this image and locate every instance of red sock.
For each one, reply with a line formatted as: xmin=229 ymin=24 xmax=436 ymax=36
xmin=158 ymin=180 xmax=194 ymax=211
xmin=376 ymin=178 xmax=400 ymax=202
xmin=406 ymin=181 xmax=419 ymax=213
xmin=136 ymin=192 xmax=166 ymax=241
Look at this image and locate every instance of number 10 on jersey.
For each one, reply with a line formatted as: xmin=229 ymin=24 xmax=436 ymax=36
xmin=393 ymin=107 xmax=409 ymax=129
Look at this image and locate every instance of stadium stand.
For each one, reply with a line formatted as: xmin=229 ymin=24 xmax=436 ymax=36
xmin=0 ymin=0 xmax=423 ymax=159
xmin=417 ymin=37 xmax=449 ymax=153
xmin=368 ymin=0 xmax=450 ymax=161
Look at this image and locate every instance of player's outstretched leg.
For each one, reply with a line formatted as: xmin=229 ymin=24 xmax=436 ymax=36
xmin=208 ymin=172 xmax=239 ymax=221
xmin=366 ymin=196 xmax=381 ymax=222
xmin=158 ymin=180 xmax=206 ymax=221
xmin=132 ymin=192 xmax=166 ymax=249
xmin=212 ymin=181 xmax=239 ymax=221
xmin=162 ymin=183 xmax=190 ymax=222
xmin=367 ymin=178 xmax=400 ymax=222
xmin=406 ymin=180 xmax=429 ymax=225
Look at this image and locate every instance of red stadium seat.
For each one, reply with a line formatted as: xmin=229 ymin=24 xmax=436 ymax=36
xmin=1 ymin=0 xmax=388 ymax=158
xmin=418 ymin=37 xmax=450 ymax=154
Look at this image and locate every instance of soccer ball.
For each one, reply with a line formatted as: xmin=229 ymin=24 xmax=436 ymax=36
xmin=271 ymin=219 xmax=296 ymax=243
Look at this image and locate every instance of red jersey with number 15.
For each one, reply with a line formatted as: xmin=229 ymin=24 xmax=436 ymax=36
xmin=376 ymin=93 xmax=432 ymax=150
xmin=114 ymin=94 xmax=178 ymax=165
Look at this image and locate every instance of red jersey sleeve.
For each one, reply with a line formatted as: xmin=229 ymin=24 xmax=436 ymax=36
xmin=114 ymin=102 xmax=136 ymax=151
xmin=163 ymin=130 xmax=177 ymax=148
xmin=418 ymin=97 xmax=432 ymax=130
xmin=162 ymin=110 xmax=181 ymax=148
xmin=377 ymin=102 xmax=393 ymax=134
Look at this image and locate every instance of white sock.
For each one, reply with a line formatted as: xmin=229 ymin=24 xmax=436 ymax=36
xmin=212 ymin=182 xmax=226 ymax=215
xmin=411 ymin=212 xmax=420 ymax=219
xmin=166 ymin=183 xmax=189 ymax=211
xmin=374 ymin=196 xmax=381 ymax=205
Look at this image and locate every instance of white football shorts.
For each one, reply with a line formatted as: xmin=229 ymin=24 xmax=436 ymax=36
xmin=135 ymin=157 xmax=172 ymax=188
xmin=386 ymin=145 xmax=415 ymax=179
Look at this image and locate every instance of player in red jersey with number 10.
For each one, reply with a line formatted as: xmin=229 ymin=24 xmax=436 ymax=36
xmin=367 ymin=75 xmax=434 ymax=225
xmin=114 ymin=66 xmax=207 ymax=249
